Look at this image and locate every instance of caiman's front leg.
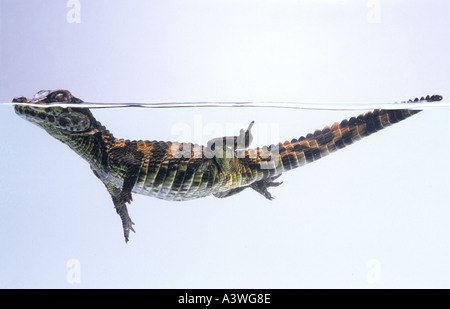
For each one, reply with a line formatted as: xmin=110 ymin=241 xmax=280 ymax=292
xmin=114 ymin=163 xmax=140 ymax=242
xmin=92 ymin=166 xmax=136 ymax=242
xmin=103 ymin=180 xmax=136 ymax=243
xmin=103 ymin=148 xmax=142 ymax=242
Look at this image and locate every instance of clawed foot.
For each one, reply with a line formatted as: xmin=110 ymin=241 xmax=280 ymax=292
xmin=250 ymin=175 xmax=283 ymax=200
xmin=116 ymin=204 xmax=136 ymax=243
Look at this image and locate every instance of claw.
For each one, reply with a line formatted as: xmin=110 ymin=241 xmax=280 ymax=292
xmin=269 ymin=181 xmax=283 ymax=187
xmin=250 ymin=174 xmax=283 ymax=200
xmin=116 ymin=204 xmax=136 ymax=243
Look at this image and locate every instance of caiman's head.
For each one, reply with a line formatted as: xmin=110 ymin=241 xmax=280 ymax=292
xmin=13 ymin=90 xmax=95 ymax=135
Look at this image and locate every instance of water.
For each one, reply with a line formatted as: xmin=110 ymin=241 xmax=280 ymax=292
xmin=2 ymin=100 xmax=450 ymax=288
xmin=2 ymin=0 xmax=450 ymax=290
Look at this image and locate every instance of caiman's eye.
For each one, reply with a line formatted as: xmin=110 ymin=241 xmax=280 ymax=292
xmin=48 ymin=90 xmax=71 ymax=103
xmin=54 ymin=93 xmax=68 ymax=102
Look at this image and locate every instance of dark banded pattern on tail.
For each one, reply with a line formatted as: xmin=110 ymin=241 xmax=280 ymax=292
xmin=242 ymin=95 xmax=442 ymax=178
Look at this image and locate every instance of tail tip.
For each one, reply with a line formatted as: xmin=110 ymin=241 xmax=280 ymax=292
xmin=406 ymin=94 xmax=443 ymax=103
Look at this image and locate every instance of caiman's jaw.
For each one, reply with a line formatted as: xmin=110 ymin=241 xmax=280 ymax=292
xmin=13 ymin=89 xmax=92 ymax=133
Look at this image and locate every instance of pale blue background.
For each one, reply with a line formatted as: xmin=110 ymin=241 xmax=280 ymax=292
xmin=1 ymin=0 xmax=450 ymax=288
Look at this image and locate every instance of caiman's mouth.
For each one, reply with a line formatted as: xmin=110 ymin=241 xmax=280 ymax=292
xmin=13 ymin=89 xmax=92 ymax=132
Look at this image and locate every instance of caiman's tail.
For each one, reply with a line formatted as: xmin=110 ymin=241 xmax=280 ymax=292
xmin=243 ymin=95 xmax=442 ymax=178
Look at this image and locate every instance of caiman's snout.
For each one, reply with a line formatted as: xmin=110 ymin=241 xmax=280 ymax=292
xmin=12 ymin=96 xmax=28 ymax=103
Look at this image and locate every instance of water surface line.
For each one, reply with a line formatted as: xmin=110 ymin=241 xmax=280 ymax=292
xmin=3 ymin=100 xmax=450 ymax=111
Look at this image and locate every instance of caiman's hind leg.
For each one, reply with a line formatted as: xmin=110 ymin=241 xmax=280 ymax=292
xmin=250 ymin=174 xmax=283 ymax=200
xmin=207 ymin=121 xmax=255 ymax=172
xmin=207 ymin=121 xmax=255 ymax=152
xmin=213 ymin=175 xmax=283 ymax=200
xmin=210 ymin=121 xmax=254 ymax=198
xmin=210 ymin=121 xmax=282 ymax=200
xmin=213 ymin=187 xmax=248 ymax=198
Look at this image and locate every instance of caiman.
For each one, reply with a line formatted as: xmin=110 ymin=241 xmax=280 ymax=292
xmin=13 ymin=90 xmax=442 ymax=242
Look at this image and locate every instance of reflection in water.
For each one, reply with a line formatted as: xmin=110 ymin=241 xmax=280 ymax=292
xmin=13 ymin=89 xmax=443 ymax=242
